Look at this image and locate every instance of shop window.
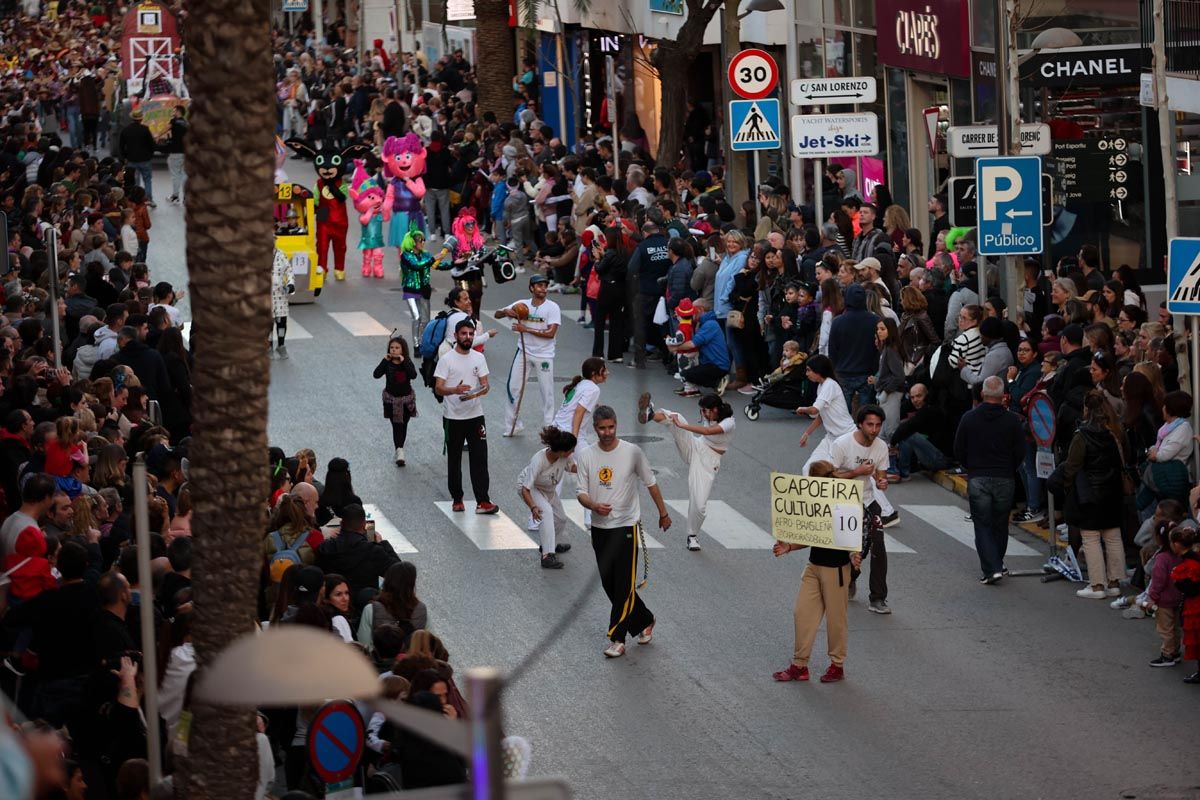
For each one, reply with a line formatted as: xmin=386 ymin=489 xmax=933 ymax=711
xmin=972 ymin=0 xmax=995 ymax=48
xmin=853 ymin=0 xmax=874 ymax=29
xmin=824 ymin=0 xmax=851 ymax=28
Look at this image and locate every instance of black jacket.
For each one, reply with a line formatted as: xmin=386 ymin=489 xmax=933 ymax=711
xmin=114 ymin=339 xmax=172 ymax=402
xmin=118 ymin=121 xmax=157 ymax=162
xmin=828 ymin=283 xmax=879 ymax=377
xmin=6 ymin=581 xmax=99 ymax=678
xmin=315 ymin=530 xmax=401 ymax=602
xmin=954 ymin=402 xmax=1025 ymax=478
xmin=891 ymin=403 xmax=953 ymax=456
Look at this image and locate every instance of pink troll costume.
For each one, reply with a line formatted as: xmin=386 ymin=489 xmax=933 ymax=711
xmin=349 ymin=160 xmax=391 ymax=278
xmin=382 ymin=133 xmax=427 ymax=252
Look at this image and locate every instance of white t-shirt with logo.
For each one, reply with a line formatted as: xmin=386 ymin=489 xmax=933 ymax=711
xmin=574 ymin=440 xmax=656 ymax=529
xmin=501 ymin=298 xmax=560 ymax=359
xmin=518 ymin=448 xmax=569 ymax=493
xmin=433 ymin=347 xmax=489 ymax=420
xmin=828 ymin=430 xmax=890 ymax=506
xmin=553 ymin=379 xmax=601 ymax=444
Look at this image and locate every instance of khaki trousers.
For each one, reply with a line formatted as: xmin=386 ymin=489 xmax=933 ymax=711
xmin=1156 ymin=606 xmax=1181 ymax=656
xmin=792 ymin=562 xmax=850 ymax=668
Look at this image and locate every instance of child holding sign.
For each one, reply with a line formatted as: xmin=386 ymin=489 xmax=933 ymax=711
xmin=772 ymin=460 xmax=864 ymax=684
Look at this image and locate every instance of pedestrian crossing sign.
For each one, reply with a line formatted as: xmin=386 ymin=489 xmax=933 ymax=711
xmin=729 ymin=99 xmax=781 ymax=151
xmin=1168 ymin=237 xmax=1200 ymax=315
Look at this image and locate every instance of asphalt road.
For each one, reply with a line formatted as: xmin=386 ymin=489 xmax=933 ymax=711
xmin=155 ymin=159 xmax=1199 ymax=800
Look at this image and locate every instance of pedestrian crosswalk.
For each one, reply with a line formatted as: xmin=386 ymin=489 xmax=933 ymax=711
xmin=362 ymin=503 xmax=418 ymax=553
xmin=899 ymin=504 xmax=1041 ymax=557
xmin=328 ymin=311 xmax=392 ymax=337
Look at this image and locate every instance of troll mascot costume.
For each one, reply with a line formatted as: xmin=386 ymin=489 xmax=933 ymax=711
xmin=450 ymin=207 xmax=486 ymax=317
xmin=383 ymin=133 xmax=428 ymax=259
xmin=349 ymin=159 xmax=390 ymax=278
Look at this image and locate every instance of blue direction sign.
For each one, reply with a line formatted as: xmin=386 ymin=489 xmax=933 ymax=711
xmin=975 ymin=156 xmax=1044 ymax=256
xmin=1167 ymin=237 xmax=1200 ymax=315
xmin=729 ymin=99 xmax=781 ymax=152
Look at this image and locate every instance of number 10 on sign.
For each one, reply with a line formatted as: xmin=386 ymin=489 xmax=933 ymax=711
xmin=833 ymin=504 xmax=861 ymax=549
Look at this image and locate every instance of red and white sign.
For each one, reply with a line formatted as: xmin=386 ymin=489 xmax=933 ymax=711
xmin=923 ymin=106 xmax=940 ymax=156
xmin=728 ymin=49 xmax=778 ymax=100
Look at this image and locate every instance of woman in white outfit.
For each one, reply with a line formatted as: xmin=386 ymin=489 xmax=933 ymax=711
xmin=541 ymin=357 xmax=608 ymax=530
xmin=797 ymin=354 xmax=856 ymax=473
xmin=800 ymin=354 xmax=901 ymax=526
xmin=637 ymin=392 xmax=735 ymax=552
xmin=518 ymin=427 xmax=578 ymax=569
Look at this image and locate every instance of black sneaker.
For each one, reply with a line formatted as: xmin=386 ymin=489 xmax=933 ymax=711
xmin=979 ymin=573 xmax=1002 ymax=585
xmin=1149 ymin=653 xmax=1181 ymax=668
xmin=540 ymin=553 xmax=564 ymax=569
xmin=555 ymin=543 xmax=571 ymax=554
xmin=880 ymin=512 xmax=900 ymax=528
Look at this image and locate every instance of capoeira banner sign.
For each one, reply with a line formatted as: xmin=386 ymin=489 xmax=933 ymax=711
xmin=770 ymin=472 xmax=863 ymax=551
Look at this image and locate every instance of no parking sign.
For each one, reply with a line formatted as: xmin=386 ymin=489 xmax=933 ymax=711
xmin=307 ymin=700 xmax=364 ymax=786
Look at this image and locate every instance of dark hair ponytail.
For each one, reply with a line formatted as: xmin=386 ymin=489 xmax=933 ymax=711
xmin=445 ymin=287 xmax=468 ymax=308
xmin=698 ymin=393 xmax=733 ymax=420
xmin=563 ymin=357 xmax=606 ymax=397
xmin=539 ymin=426 xmax=577 ymax=453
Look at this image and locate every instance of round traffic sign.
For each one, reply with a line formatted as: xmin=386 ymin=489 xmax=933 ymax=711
xmin=307 ymin=700 xmax=365 ymax=785
xmin=1027 ymin=393 xmax=1056 ymax=448
xmin=728 ymin=49 xmax=778 ymax=99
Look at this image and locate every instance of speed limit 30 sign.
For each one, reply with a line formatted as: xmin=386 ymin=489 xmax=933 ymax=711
xmin=728 ymin=49 xmax=779 ymax=100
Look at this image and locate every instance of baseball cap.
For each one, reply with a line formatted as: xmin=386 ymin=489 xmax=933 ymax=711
xmin=528 ymin=273 xmax=549 ymax=286
xmin=295 ymin=565 xmax=324 ymax=598
xmin=854 ymin=257 xmax=881 ymax=273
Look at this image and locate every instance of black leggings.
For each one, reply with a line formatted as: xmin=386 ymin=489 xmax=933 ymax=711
xmin=390 ymin=410 xmax=411 ymax=447
xmin=274 ymin=316 xmax=287 ymax=346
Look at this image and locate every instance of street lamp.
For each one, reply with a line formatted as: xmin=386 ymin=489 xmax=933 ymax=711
xmin=739 ymin=0 xmax=784 ymax=20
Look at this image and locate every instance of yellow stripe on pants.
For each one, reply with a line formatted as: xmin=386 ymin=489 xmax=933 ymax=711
xmin=608 ymin=524 xmax=640 ymax=638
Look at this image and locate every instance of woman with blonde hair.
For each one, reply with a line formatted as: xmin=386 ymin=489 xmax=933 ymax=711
xmin=882 ymin=205 xmax=911 ymax=251
xmin=1133 ymin=360 xmax=1167 ymax=409
xmin=69 ymin=494 xmax=101 ymax=541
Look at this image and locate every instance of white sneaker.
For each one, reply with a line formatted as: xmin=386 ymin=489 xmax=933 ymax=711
xmin=526 ymin=516 xmax=539 ymax=531
xmin=715 ymin=375 xmax=729 ymax=396
xmin=502 ymin=424 xmax=525 ymax=437
xmin=394 ymin=447 xmax=405 ymax=466
xmin=1105 ymin=585 xmax=1122 ymax=597
xmin=603 ymin=641 xmax=626 ymax=658
xmin=686 ymin=534 xmax=701 ymax=551
xmin=1076 ymin=586 xmax=1107 ymax=599
xmin=637 ymin=624 xmax=654 ymax=645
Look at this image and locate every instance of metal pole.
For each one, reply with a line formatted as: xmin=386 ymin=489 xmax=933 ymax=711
xmin=44 ymin=227 xmax=62 ymax=370
xmin=813 ymin=159 xmax=823 ymax=227
xmin=313 ymin=0 xmax=326 ymax=45
xmin=992 ymin=0 xmax=1017 ymax=313
xmin=720 ymin=5 xmax=747 ymax=216
xmin=556 ymin=32 xmax=567 ymax=149
xmin=133 ymin=456 xmax=162 ymax=786
xmin=467 ymin=668 xmax=504 ymax=800
xmin=1151 ymin=0 xmax=1194 ymax=466
xmin=785 ymin=9 xmax=803 ymax=204
xmin=606 ymin=55 xmax=618 ymax=178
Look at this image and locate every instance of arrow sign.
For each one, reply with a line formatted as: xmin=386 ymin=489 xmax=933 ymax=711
xmin=1006 ymin=209 xmax=1033 ymax=218
xmin=790 ymin=77 xmax=877 ymax=106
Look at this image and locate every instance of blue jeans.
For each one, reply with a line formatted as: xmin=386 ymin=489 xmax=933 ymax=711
xmin=1018 ymin=441 xmax=1045 ymax=513
xmin=723 ymin=319 xmax=744 ymax=372
xmin=65 ymin=106 xmax=82 ymax=148
xmin=894 ymin=433 xmax=948 ymax=477
xmin=839 ymin=373 xmax=873 ymax=415
xmin=131 ymin=160 xmax=154 ymax=201
xmin=967 ymin=476 xmax=1015 ymax=577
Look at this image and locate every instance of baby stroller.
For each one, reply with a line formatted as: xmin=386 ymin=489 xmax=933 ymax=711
xmin=743 ymin=360 xmax=815 ymax=421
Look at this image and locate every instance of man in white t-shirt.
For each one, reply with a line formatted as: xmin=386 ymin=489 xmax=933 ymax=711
xmin=433 ymin=319 xmax=497 ymax=514
xmin=828 ymin=404 xmax=892 ymax=615
xmin=495 ymin=274 xmax=561 ymax=437
xmin=575 ymin=406 xmax=672 ymax=659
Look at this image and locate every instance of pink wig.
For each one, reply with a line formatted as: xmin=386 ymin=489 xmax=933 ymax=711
xmin=382 ymin=133 xmax=424 ymax=158
xmin=451 ymin=207 xmax=483 ymax=254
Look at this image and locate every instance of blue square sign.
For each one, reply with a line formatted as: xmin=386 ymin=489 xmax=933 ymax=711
xmin=1168 ymin=237 xmax=1200 ymax=315
xmin=729 ymin=99 xmax=781 ymax=152
xmin=975 ymin=156 xmax=1043 ymax=256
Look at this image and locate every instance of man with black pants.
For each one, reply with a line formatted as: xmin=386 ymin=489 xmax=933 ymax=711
xmin=575 ymin=406 xmax=672 ymax=658
xmin=829 ymin=405 xmax=892 ymax=614
xmin=627 ymin=220 xmax=671 ymax=369
xmin=954 ymin=375 xmax=1025 ymax=584
xmin=665 ymin=298 xmax=730 ymax=397
xmin=434 ymin=319 xmax=498 ymax=514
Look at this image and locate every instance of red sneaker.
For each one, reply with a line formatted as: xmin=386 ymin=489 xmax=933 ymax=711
xmin=772 ymin=664 xmax=809 ymax=682
xmin=476 ymin=502 xmax=499 ymax=515
xmin=451 ymin=501 xmax=465 ymax=512
xmin=819 ymin=664 xmax=844 ymax=683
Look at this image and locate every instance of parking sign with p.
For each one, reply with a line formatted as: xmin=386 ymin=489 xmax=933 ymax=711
xmin=975 ymin=156 xmax=1043 ymax=256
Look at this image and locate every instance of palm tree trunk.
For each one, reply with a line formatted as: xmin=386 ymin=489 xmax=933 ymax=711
xmin=474 ymin=0 xmax=517 ymax=121
xmin=180 ymin=0 xmax=275 ymax=796
xmin=653 ymin=0 xmax=723 ymax=167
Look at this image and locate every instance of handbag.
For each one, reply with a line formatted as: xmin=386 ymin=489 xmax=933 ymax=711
xmin=652 ymin=296 xmax=669 ymax=325
xmin=726 ymin=299 xmax=751 ymax=330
